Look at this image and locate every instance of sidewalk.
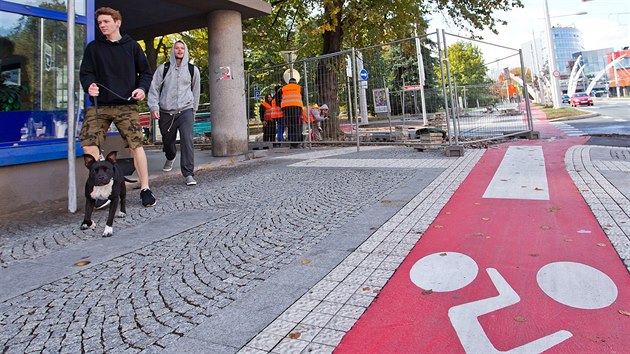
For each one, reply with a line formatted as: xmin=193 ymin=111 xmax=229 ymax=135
xmin=0 ymin=107 xmax=629 ymax=353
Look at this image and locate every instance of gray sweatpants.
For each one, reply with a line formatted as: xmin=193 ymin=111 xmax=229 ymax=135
xmin=159 ymin=109 xmax=195 ymax=177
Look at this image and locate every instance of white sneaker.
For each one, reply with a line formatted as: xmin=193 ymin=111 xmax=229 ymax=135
xmin=163 ymin=159 xmax=174 ymax=172
xmin=185 ymin=175 xmax=197 ymax=186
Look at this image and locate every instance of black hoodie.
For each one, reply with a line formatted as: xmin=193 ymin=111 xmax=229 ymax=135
xmin=80 ymin=34 xmax=153 ymax=105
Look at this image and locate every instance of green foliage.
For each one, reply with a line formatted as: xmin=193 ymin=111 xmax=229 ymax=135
xmin=445 ymin=41 xmax=489 ymax=86
xmin=0 ymin=81 xmax=28 ymax=111
xmin=246 ymin=0 xmax=523 ymax=61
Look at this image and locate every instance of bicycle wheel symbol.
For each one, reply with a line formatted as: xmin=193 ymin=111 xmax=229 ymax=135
xmin=410 ymin=252 xmax=618 ymax=353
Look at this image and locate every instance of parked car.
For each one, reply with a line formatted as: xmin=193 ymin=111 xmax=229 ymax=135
xmin=561 ymin=94 xmax=570 ymax=104
xmin=570 ymin=92 xmax=593 ymax=107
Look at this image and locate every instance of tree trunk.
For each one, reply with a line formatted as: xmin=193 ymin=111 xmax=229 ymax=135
xmin=144 ymin=37 xmax=157 ymax=72
xmin=319 ymin=0 xmax=345 ymax=140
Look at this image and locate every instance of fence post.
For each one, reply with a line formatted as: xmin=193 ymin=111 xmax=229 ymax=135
xmin=414 ymin=30 xmax=428 ymax=125
xmin=352 ymin=48 xmax=360 ymax=151
xmin=519 ymin=49 xmax=534 ymax=132
xmin=303 ymin=60 xmax=311 ymax=148
xmin=246 ymin=70 xmax=250 ymax=141
xmin=437 ymin=30 xmax=453 ymax=147
xmin=442 ymin=30 xmax=460 ymax=145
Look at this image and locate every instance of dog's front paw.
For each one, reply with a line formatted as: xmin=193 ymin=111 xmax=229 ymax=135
xmin=117 ymin=212 xmax=126 ymax=218
xmin=81 ymin=221 xmax=95 ymax=230
xmin=102 ymin=225 xmax=113 ymax=237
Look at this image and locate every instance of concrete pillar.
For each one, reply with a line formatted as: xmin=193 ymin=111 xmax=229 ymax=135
xmin=207 ymin=10 xmax=248 ymax=157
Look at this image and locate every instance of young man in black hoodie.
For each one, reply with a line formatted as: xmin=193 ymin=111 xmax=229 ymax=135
xmin=79 ymin=7 xmax=156 ymax=207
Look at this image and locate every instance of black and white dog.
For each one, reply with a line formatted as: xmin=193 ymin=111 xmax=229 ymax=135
xmin=81 ymin=151 xmax=127 ymax=237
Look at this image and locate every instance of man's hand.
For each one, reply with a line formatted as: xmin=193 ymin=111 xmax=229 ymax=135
xmin=88 ymin=83 xmax=99 ymax=97
xmin=151 ymin=111 xmax=160 ymax=120
xmin=131 ymin=88 xmax=145 ymax=101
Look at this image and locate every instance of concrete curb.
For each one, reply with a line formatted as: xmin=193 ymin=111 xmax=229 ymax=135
xmin=548 ymin=112 xmax=600 ymax=122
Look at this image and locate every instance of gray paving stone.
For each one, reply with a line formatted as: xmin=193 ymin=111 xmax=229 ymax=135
xmin=0 ymin=147 xmax=491 ymax=353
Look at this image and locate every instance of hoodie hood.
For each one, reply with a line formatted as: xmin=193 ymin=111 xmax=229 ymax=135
xmin=147 ymin=39 xmax=200 ymax=113
xmin=170 ymin=40 xmax=190 ymax=67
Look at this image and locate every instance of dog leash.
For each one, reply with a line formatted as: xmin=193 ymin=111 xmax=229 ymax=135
xmin=96 ymin=83 xmax=134 ymax=102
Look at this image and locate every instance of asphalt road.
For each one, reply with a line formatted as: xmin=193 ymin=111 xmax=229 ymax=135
xmin=555 ymin=98 xmax=630 ymax=136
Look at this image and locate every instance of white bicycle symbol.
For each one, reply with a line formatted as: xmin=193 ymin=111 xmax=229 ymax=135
xmin=410 ymin=252 xmax=618 ymax=353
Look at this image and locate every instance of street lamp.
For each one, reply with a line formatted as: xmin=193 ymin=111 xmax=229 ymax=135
xmin=280 ymin=50 xmax=298 ymax=83
xmin=542 ymin=1 xmax=587 ymax=108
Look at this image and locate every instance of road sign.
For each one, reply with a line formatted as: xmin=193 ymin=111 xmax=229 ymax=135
xmin=283 ymin=69 xmax=301 ymax=84
xmin=403 ymin=85 xmax=422 ymax=91
xmin=552 ymin=70 xmax=561 ymax=78
xmin=359 ymin=69 xmax=368 ymax=81
xmin=253 ymin=86 xmax=260 ymax=101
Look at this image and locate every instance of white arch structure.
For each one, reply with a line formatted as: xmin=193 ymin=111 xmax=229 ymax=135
xmin=585 ymin=54 xmax=627 ymax=95
xmin=567 ymin=55 xmax=583 ymax=97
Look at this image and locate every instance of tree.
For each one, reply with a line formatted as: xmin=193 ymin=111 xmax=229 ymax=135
xmin=244 ymin=0 xmax=524 ymax=137
xmin=444 ymin=41 xmax=489 ymax=87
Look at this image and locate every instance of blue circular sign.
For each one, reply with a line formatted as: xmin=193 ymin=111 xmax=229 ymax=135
xmin=359 ymin=69 xmax=368 ymax=81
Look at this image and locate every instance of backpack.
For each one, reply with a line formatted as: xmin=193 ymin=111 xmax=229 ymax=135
xmin=160 ymin=62 xmax=195 ymax=92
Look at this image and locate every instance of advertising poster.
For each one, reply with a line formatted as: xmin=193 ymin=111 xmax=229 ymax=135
xmin=372 ymin=88 xmax=389 ymax=113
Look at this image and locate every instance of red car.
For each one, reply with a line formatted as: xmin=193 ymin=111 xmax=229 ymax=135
xmin=570 ymin=92 xmax=593 ymax=107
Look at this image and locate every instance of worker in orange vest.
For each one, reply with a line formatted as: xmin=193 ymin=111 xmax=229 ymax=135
xmin=302 ymin=103 xmax=329 ymax=141
xmin=259 ymin=94 xmax=276 ymax=142
xmin=277 ymin=78 xmax=304 ymax=148
xmin=271 ymin=85 xmax=284 ymax=143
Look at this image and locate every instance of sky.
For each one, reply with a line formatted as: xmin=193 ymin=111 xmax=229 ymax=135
xmin=428 ymin=0 xmax=629 ymax=65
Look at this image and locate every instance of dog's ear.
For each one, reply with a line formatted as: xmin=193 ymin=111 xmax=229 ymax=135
xmin=84 ymin=154 xmax=97 ymax=169
xmin=105 ymin=151 xmax=118 ymax=165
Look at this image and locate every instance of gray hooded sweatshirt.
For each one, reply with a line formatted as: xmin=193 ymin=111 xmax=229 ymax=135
xmin=148 ymin=40 xmax=201 ymax=114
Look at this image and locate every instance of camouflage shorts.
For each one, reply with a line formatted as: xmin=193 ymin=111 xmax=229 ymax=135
xmin=80 ymin=105 xmax=143 ymax=149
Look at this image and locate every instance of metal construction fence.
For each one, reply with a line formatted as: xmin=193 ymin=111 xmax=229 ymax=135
xmin=245 ymin=30 xmax=534 ymax=151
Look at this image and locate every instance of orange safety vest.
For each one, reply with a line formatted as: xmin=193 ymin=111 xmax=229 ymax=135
xmin=269 ymin=99 xmax=283 ymax=119
xmin=302 ymin=105 xmax=318 ymax=123
xmin=280 ymin=83 xmax=303 ymax=108
xmin=260 ymin=101 xmax=273 ymax=121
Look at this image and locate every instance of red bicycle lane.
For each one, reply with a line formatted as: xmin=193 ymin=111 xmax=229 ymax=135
xmin=336 ymin=136 xmax=630 ymax=353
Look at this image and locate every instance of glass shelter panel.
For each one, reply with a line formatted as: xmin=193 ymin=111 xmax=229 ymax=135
xmin=0 ymin=11 xmax=85 ymax=145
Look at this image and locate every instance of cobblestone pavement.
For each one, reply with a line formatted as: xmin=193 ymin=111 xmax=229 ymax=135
xmin=236 ymin=144 xmax=630 ymax=353
xmin=0 ymin=147 xmax=466 ymax=353
xmin=2 ymin=143 xmax=627 ymax=354
xmin=566 ymin=145 xmax=630 ymax=271
xmin=239 ymin=148 xmax=484 ymax=353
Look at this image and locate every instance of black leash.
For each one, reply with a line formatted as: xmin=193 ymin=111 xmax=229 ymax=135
xmin=96 ymin=83 xmax=134 ymax=102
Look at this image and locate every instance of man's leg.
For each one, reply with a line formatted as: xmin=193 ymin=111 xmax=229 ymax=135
xmin=262 ymin=121 xmax=269 ymax=142
xmin=269 ymin=120 xmax=277 ymax=142
xmin=80 ymin=106 xmax=114 ymax=209
xmin=83 ymin=146 xmax=100 ymax=161
xmin=158 ymin=113 xmax=178 ymax=161
xmin=79 ymin=106 xmax=109 ymax=160
xmin=288 ymin=107 xmax=300 ymax=147
xmin=284 ymin=107 xmax=294 ymax=142
xmin=114 ymin=105 xmax=155 ymax=207
xmin=277 ymin=118 xmax=285 ymax=142
xmin=296 ymin=107 xmax=303 ymax=144
xmin=177 ymin=109 xmax=195 ymax=178
xmin=130 ymin=146 xmax=149 ymax=190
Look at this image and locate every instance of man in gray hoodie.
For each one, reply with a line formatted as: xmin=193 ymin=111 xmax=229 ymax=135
xmin=148 ymin=40 xmax=201 ymax=186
